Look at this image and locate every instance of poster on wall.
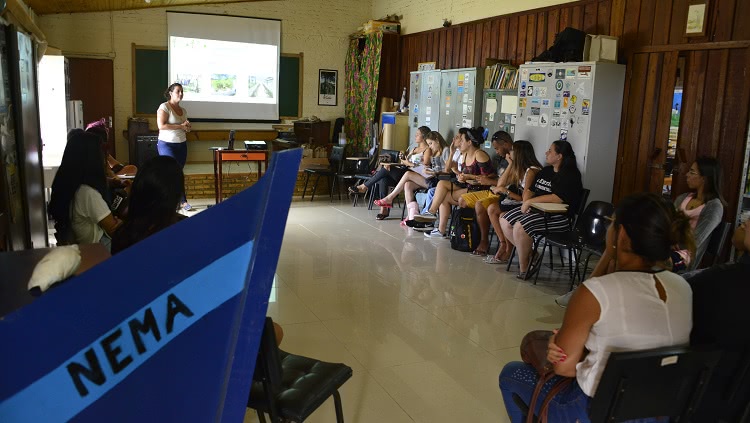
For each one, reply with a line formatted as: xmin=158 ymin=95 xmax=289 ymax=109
xmin=318 ymin=69 xmax=337 ymax=106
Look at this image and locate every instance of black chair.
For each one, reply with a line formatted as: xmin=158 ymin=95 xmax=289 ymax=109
xmin=247 ymin=318 xmax=353 ymax=423
xmin=541 ymin=200 xmax=614 ymax=288
xmin=702 ymin=221 xmax=732 ymax=267
xmin=301 ymin=145 xmax=345 ymax=202
xmin=353 ymin=149 xmax=400 ymax=209
xmin=331 ymin=117 xmax=345 ymax=144
xmin=589 ymin=346 xmax=722 ymax=422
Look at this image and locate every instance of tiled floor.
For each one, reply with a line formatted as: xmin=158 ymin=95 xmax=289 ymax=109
xmin=230 ymin=199 xmax=573 ymax=423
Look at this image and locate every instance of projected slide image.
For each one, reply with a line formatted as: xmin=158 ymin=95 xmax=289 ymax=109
xmin=170 ymin=36 xmax=278 ymax=104
xmin=248 ymin=76 xmax=275 ymax=99
xmin=211 ymin=74 xmax=237 ymax=96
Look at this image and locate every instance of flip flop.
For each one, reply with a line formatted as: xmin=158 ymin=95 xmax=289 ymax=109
xmin=484 ymin=256 xmax=509 ymax=264
xmin=375 ymin=213 xmax=390 ymax=220
xmin=373 ymin=199 xmax=393 ymax=208
xmin=470 ymin=249 xmax=488 ymax=257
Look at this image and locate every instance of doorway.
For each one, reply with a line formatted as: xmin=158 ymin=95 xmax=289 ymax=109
xmin=67 ymin=58 xmax=115 ymax=157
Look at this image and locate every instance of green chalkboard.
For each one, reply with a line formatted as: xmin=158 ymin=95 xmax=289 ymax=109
xmin=132 ymin=44 xmax=302 ymax=119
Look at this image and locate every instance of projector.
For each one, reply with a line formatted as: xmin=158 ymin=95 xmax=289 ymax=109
xmin=244 ymin=141 xmax=267 ymax=151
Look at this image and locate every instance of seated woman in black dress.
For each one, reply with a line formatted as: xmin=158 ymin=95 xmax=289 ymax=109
xmin=111 ymin=156 xmax=186 ymax=254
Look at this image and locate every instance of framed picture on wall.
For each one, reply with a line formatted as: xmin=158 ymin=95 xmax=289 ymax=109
xmin=318 ymin=69 xmax=337 ymax=106
xmin=685 ymin=0 xmax=709 ymax=37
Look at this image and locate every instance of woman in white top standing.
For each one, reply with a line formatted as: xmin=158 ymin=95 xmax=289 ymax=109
xmin=157 ymin=82 xmax=193 ymax=211
xmin=499 ymin=192 xmax=694 ymax=422
xmin=49 ymin=130 xmax=121 ymax=251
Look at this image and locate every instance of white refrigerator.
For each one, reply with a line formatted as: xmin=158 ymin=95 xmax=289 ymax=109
xmin=514 ymin=62 xmax=625 ymax=204
xmin=408 ymin=70 xmax=441 ymax=148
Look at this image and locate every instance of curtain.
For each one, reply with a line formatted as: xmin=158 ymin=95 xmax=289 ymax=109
xmin=344 ymin=32 xmax=383 ymax=152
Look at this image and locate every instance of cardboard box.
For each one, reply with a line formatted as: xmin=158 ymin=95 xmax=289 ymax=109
xmin=299 ymin=157 xmax=329 ymax=172
xmin=583 ymin=35 xmax=619 ymax=63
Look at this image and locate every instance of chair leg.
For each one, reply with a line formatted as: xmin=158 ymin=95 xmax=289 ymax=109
xmin=329 ymin=175 xmax=335 ymax=202
xmin=301 ymin=173 xmax=311 ymax=199
xmin=256 ymin=410 xmax=267 ymax=423
xmin=333 ymin=390 xmax=345 ymax=423
xmin=311 ymin=174 xmax=321 ymax=201
xmin=506 ymin=246 xmax=516 ymax=272
xmin=533 ymin=239 xmax=547 ymax=284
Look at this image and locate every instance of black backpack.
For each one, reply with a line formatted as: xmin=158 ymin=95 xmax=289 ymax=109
xmin=449 ymin=207 xmax=480 ymax=252
xmin=533 ymin=27 xmax=586 ymax=62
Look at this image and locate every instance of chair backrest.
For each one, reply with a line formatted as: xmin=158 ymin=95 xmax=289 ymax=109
xmin=329 ymin=145 xmax=345 ymax=171
xmin=252 ymin=318 xmax=283 ymax=403
xmin=380 ymin=149 xmax=400 ymax=164
xmin=589 ymin=346 xmax=722 ymax=422
xmin=569 ymin=188 xmax=590 ymax=228
xmin=704 ymin=221 xmax=732 ymax=266
xmin=575 ymin=200 xmax=615 ymax=248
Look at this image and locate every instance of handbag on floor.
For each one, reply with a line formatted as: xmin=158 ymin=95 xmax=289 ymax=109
xmin=520 ymin=330 xmax=573 ymax=423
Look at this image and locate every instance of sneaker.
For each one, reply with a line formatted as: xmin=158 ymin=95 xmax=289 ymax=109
xmin=413 ymin=226 xmax=434 ymax=233
xmin=182 ymin=202 xmax=195 ymax=212
xmin=405 ymin=219 xmax=433 ymax=228
xmin=555 ymin=290 xmax=575 ymax=308
xmin=414 ymin=211 xmax=438 ymax=222
xmin=424 ymin=228 xmax=446 ymax=238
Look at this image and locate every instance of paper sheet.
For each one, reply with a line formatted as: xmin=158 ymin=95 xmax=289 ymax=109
xmin=486 ymin=98 xmax=498 ymax=114
xmin=501 ymin=95 xmax=518 ymax=114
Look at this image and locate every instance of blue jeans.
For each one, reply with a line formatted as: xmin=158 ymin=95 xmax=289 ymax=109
xmin=500 ymin=362 xmax=591 ymax=423
xmin=157 ymin=140 xmax=187 ymax=204
xmin=421 ymin=187 xmax=436 ymax=213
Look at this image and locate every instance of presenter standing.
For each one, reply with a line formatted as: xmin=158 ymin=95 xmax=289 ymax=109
xmin=157 ymin=82 xmax=193 ymax=211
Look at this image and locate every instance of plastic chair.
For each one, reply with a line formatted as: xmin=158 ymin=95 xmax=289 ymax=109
xmin=589 ymin=346 xmax=722 ymax=422
xmin=301 ymin=145 xmax=345 ymax=202
xmin=247 ymin=318 xmax=353 ymax=423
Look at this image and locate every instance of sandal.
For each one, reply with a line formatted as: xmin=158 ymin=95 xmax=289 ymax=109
xmin=516 ymin=272 xmax=528 ymax=280
xmin=348 ymin=185 xmax=366 ymax=195
xmin=375 ymin=212 xmax=390 ymax=220
xmin=484 ymin=256 xmax=508 ymax=264
xmin=470 ymin=249 xmax=488 ymax=257
xmin=374 ymin=199 xmax=393 ymax=208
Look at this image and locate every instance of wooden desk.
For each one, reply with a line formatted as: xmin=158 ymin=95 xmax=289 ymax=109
xmin=0 ymin=244 xmax=110 ymax=317
xmin=211 ymin=147 xmax=269 ymax=204
xmin=530 ymin=203 xmax=569 ymax=213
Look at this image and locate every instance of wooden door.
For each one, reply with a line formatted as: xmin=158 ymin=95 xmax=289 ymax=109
xmin=613 ymin=51 xmax=678 ymax=202
xmin=67 ymin=58 xmax=115 ymax=157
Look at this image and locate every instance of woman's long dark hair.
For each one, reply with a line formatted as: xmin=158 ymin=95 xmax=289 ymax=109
xmin=114 ymin=156 xmax=184 ymax=252
xmin=614 ymin=192 xmax=695 ymax=263
xmin=694 ymin=156 xmax=726 ymax=206
xmin=552 ymin=140 xmax=581 ymax=178
xmin=48 ymin=129 xmax=109 ymax=227
xmin=459 ymin=127 xmax=485 ymax=147
xmin=509 ymin=140 xmax=542 ymax=186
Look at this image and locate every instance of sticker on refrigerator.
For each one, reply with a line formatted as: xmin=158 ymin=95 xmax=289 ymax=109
xmin=542 ymin=99 xmax=550 ymax=108
xmin=538 ymin=87 xmax=548 ymax=97
xmin=521 ymin=81 xmax=527 ymax=90
xmin=427 ymin=94 xmax=432 ymax=100
xmin=551 ymin=119 xmax=561 ymax=128
xmin=552 ymin=110 xmax=561 ymax=118
xmin=563 ymin=98 xmax=569 ymax=108
xmin=458 ymin=86 xmax=464 ymax=94
xmin=555 ymin=80 xmax=564 ymax=91
xmin=582 ymin=99 xmax=591 ymax=115
xmin=446 ymin=110 xmax=450 ymax=115
xmin=462 ymin=119 xmax=472 ymax=127
xmin=465 ymin=73 xmax=471 ymax=83
xmin=521 ymin=69 xmax=529 ymax=80
xmin=562 ymin=119 xmax=570 ymax=129
xmin=531 ymin=98 xmax=541 ymax=106
xmin=489 ymin=113 xmax=495 ymax=122
xmin=519 ymin=98 xmax=527 ymax=108
xmin=520 ymin=90 xmax=526 ymax=98
xmin=560 ymin=129 xmax=568 ymax=140
xmin=468 ymin=105 xmax=473 ymax=112
xmin=555 ymin=69 xmax=565 ymax=79
xmin=527 ymin=116 xmax=540 ymax=127
xmin=511 ymin=115 xmax=517 ymax=124
xmin=540 ymin=113 xmax=549 ymax=128
xmin=458 ymin=74 xmax=465 ymax=83
xmin=527 ymin=86 xmax=534 ymax=97
xmin=576 ymin=82 xmax=586 ymax=94
xmin=566 ymin=69 xmax=576 ymax=78
xmin=569 ymin=105 xmax=577 ymax=114
xmin=427 ymin=75 xmax=434 ymax=84
xmin=530 ymin=107 xmax=541 ymax=116
xmin=463 ymin=104 xmax=468 ymax=114
xmin=425 ymin=117 xmax=431 ymax=124
xmin=578 ymin=66 xmax=592 ymax=79
xmin=563 ymin=90 xmax=571 ymax=98
xmin=554 ymin=100 xmax=561 ymax=109
xmin=463 ymin=94 xmax=469 ymax=103
xmin=510 ymin=125 xmax=515 ymax=134
xmin=571 ymin=95 xmax=578 ymax=105
xmin=529 ymin=72 xmax=546 ymax=82
xmin=426 ymin=106 xmax=432 ymax=115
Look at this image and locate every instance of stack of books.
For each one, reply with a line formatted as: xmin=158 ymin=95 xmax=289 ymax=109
xmin=484 ymin=64 xmax=519 ymax=90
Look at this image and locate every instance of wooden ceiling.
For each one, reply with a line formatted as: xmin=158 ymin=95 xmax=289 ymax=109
xmin=26 ymin=0 xmax=269 ymax=15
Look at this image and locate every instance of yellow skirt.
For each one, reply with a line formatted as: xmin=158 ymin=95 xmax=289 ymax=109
xmin=461 ymin=190 xmax=500 ymax=209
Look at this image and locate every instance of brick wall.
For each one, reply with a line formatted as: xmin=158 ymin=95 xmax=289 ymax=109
xmin=186 ymin=172 xmax=336 ymax=200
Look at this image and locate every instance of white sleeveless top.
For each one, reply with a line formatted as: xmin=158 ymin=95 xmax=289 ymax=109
xmin=575 ymin=271 xmax=692 ymax=397
xmin=157 ymin=102 xmax=188 ymax=143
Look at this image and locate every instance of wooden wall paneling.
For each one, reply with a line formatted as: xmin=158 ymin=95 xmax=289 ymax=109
xmin=597 ymin=0 xmax=611 ymax=35
xmin=669 ymin=0 xmax=689 ymax=45
xmin=614 ymin=53 xmax=650 ymax=199
xmin=648 ymin=51 xmax=679 ymax=194
xmin=426 ymin=32 xmax=434 ymax=67
xmin=420 ymin=33 xmax=428 ymax=63
xmin=708 ymin=50 xmax=730 ymax=155
xmin=463 ymin=26 xmax=473 ymax=67
xmin=491 ymin=20 xmax=502 ymax=61
xmin=536 ymin=12 xmax=548 ymax=57
xmin=733 ymin=0 xmax=750 ymax=40
xmin=559 ymin=7 xmax=571 ymax=31
xmin=719 ymin=48 xmax=750 ymax=222
xmin=710 ymin=0 xmax=737 ymax=42
xmin=571 ymin=5 xmax=584 ymax=28
xmin=651 ymin=0 xmax=673 ymax=45
xmin=452 ymin=27 xmax=462 ymax=68
xmin=444 ymin=29 xmax=453 ymax=69
xmin=526 ymin=13 xmax=537 ymax=62
xmin=621 ymin=0 xmax=642 ymax=50
xmin=695 ymin=50 xmax=729 ymax=158
xmin=610 ymin=0 xmax=626 ymax=38
xmin=472 ymin=24 xmax=482 ymax=66
xmin=633 ymin=53 xmax=664 ymax=192
xmin=583 ymin=2 xmax=598 ymax=33
xmin=548 ymin=9 xmax=560 ymax=45
xmin=636 ymin=0 xmax=656 ymax=47
xmin=517 ymin=15 xmax=528 ymax=64
xmin=508 ymin=16 xmax=519 ymax=64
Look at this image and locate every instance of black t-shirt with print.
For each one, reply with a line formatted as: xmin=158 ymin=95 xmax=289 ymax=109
xmin=532 ymin=165 xmax=583 ymax=213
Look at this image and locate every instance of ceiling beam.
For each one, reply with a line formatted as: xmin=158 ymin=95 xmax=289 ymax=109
xmin=26 ymin=0 xmax=270 ymax=15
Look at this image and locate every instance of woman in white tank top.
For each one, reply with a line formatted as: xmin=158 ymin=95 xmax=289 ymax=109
xmin=157 ymin=82 xmax=193 ymax=211
xmin=500 ymin=192 xmax=695 ymax=423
